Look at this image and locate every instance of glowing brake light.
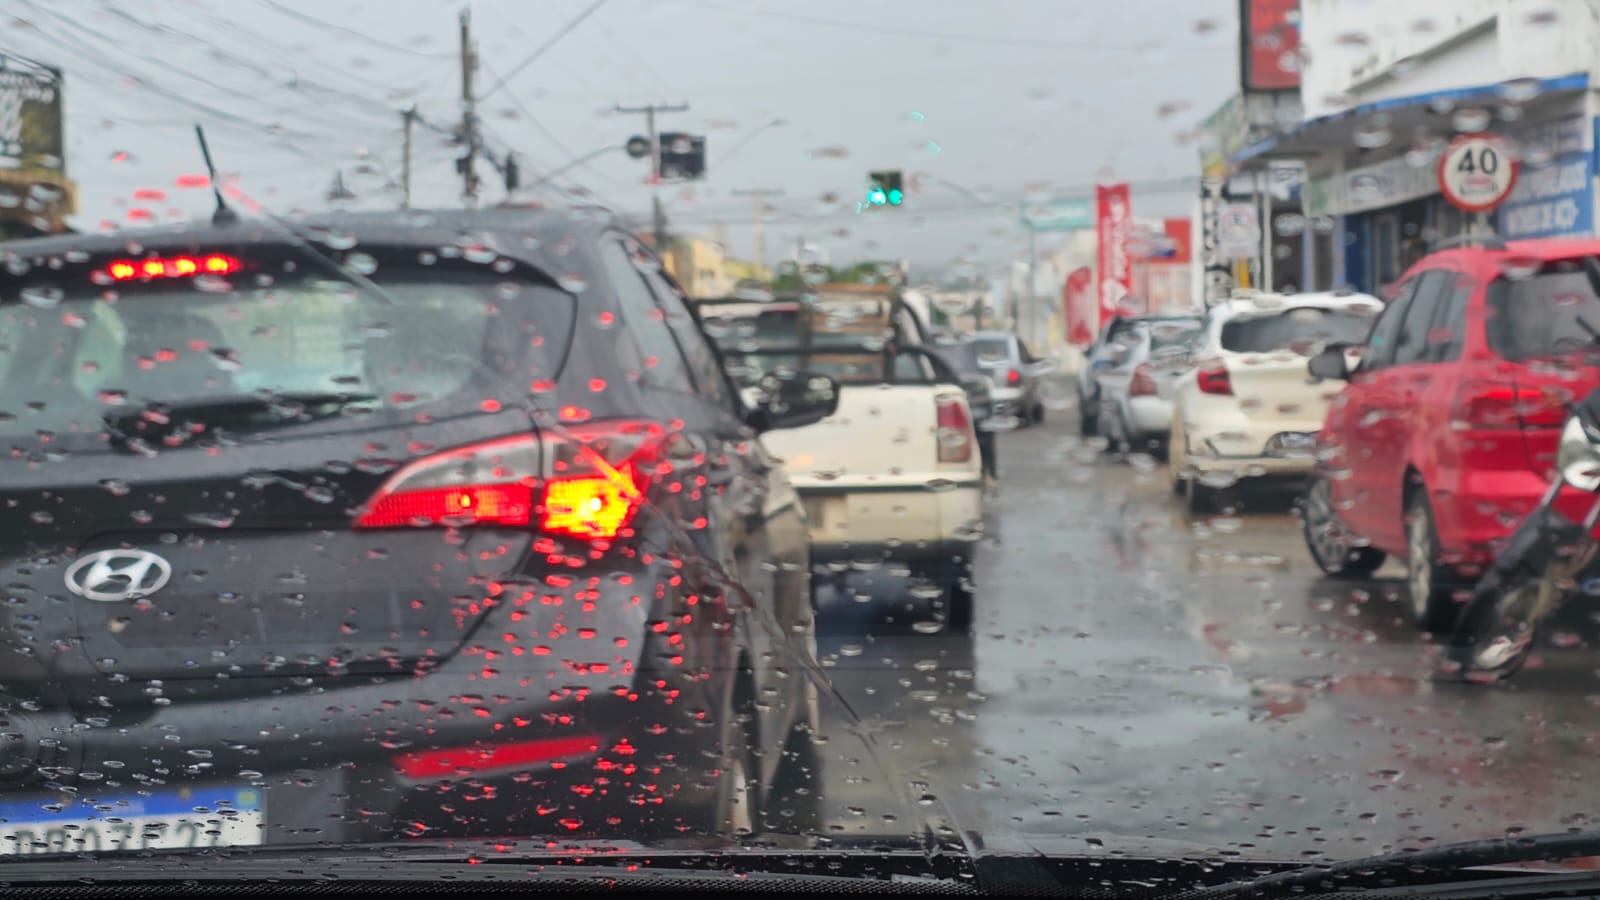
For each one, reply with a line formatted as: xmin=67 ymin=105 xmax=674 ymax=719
xmin=100 ymin=253 xmax=241 ymax=282
xmin=1006 ymin=368 xmax=1022 ymax=386
xmin=353 ymin=421 xmax=667 ymax=541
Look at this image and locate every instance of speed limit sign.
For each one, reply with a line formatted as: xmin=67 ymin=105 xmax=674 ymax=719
xmin=1438 ymin=133 xmax=1519 ymax=213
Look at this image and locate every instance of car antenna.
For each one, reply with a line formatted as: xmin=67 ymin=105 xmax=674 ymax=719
xmin=193 ymin=124 xmax=239 ymax=226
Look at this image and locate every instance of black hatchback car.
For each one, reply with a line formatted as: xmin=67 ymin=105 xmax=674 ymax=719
xmin=0 ymin=208 xmax=838 ymax=853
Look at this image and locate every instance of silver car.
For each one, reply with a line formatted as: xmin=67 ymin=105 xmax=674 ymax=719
xmin=1097 ymin=318 xmax=1204 ymax=458
xmin=968 ymin=331 xmax=1051 ymax=427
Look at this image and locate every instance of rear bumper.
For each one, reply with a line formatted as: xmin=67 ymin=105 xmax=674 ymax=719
xmin=1181 ymin=401 xmax=1323 ymax=477
xmin=795 ymin=480 xmax=983 ymax=557
xmin=1125 ymin=396 xmax=1173 ymax=437
xmin=0 ymin=547 xmax=748 ymax=845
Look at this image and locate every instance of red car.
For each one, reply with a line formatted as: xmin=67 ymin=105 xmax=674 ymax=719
xmin=1300 ymin=236 xmax=1600 ymax=632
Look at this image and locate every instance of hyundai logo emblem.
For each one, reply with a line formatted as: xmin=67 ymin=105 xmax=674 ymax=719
xmin=63 ymin=549 xmax=173 ymax=602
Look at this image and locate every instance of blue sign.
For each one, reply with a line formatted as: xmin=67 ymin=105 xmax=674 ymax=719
xmin=1497 ymin=150 xmax=1593 ymax=240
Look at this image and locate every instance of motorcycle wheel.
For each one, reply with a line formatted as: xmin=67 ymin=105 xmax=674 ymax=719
xmin=1444 ymin=564 xmax=1558 ymax=683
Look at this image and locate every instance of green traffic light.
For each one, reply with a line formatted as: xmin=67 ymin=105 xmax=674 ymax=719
xmin=867 ymin=188 xmax=887 ymax=205
xmin=887 ymin=188 xmax=903 ymax=205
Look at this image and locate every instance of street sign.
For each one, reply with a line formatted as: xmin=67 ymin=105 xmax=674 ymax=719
xmin=1020 ymin=198 xmax=1092 ymax=231
xmin=1216 ymin=203 xmax=1260 ymax=261
xmin=1439 ymin=133 xmax=1519 ymax=213
xmin=624 ymin=135 xmax=652 ymax=159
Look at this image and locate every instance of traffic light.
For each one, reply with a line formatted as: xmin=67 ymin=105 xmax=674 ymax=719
xmin=867 ymin=170 xmax=904 ymax=207
xmin=658 ymin=132 xmax=707 ymax=180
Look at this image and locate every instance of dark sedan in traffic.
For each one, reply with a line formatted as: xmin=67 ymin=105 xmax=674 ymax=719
xmin=0 ymin=208 xmax=837 ymax=853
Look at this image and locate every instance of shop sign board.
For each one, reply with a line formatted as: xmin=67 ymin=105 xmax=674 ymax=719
xmin=1216 ymin=203 xmax=1260 ymax=261
xmin=1497 ymin=150 xmax=1593 ymax=239
xmin=1438 ymin=133 xmax=1519 ymax=213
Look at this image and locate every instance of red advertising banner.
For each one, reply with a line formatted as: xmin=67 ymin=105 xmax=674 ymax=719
xmin=1242 ymin=0 xmax=1300 ymax=92
xmin=1095 ymin=183 xmax=1133 ymax=324
xmin=1162 ymin=218 xmax=1192 ymax=262
xmin=1064 ymin=267 xmax=1095 ymax=346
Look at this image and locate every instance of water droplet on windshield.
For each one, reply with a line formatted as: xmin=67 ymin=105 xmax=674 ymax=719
xmin=20 ymin=285 xmax=62 ymax=309
xmin=1452 ymin=108 xmax=1493 ymax=132
xmin=557 ymin=273 xmax=588 ymax=293
xmin=345 ymin=252 xmax=379 ymax=275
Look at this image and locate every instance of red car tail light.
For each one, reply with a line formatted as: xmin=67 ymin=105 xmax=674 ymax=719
xmin=1196 ymin=360 xmax=1233 ymax=395
xmin=1451 ymin=382 xmax=1567 ymax=430
xmin=1006 ymin=367 xmax=1022 ymax=386
xmin=1129 ymin=364 xmax=1157 ymax=397
xmin=354 ymin=420 xmax=670 ymax=540
xmin=936 ymin=395 xmax=974 ymax=463
xmin=392 ymin=734 xmax=601 ymax=780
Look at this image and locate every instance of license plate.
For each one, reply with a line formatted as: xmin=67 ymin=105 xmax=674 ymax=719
xmin=1268 ymin=432 xmax=1317 ymax=456
xmin=0 ymin=785 xmax=264 ymax=855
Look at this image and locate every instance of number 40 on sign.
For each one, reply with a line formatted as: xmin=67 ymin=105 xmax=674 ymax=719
xmin=1438 ymin=133 xmax=1520 ymax=213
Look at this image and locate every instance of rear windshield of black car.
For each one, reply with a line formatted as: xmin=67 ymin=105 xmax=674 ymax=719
xmin=1220 ymin=308 xmax=1375 ymax=353
xmin=0 ymin=267 xmax=573 ymax=439
xmin=1486 ymin=265 xmax=1600 ymax=361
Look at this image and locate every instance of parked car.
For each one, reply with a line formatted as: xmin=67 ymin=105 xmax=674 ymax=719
xmin=695 ymin=288 xmax=985 ymax=627
xmin=1098 ymin=317 xmax=1205 ymax=459
xmin=967 ymin=331 xmax=1052 ymax=427
xmin=1078 ymin=313 xmax=1202 ymax=437
xmin=1169 ymin=291 xmax=1381 ymax=510
xmin=1299 ymin=237 xmax=1600 ymax=632
xmin=0 ymin=208 xmax=839 ymax=850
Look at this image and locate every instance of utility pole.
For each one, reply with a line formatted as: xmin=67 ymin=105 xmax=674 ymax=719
xmin=731 ymin=188 xmax=784 ymax=276
xmin=613 ymin=101 xmax=689 ymax=249
xmin=400 ymin=106 xmax=416 ymax=210
xmin=459 ymin=10 xmax=479 ymax=205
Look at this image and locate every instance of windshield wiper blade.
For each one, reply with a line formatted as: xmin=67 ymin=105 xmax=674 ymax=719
xmin=1199 ymin=830 xmax=1600 ymax=898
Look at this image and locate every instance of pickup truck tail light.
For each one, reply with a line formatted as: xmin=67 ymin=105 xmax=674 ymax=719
xmin=1129 ymin=364 xmax=1157 ymax=397
xmin=1196 ymin=359 xmax=1233 ymax=396
xmin=1006 ymin=368 xmax=1022 ymax=386
xmin=353 ymin=420 xmax=669 ymax=540
xmin=936 ymin=395 xmax=974 ymax=463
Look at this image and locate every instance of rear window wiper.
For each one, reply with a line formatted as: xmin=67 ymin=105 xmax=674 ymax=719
xmin=105 ymin=391 xmax=378 ymax=444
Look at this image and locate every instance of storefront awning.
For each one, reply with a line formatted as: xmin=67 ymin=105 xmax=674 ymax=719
xmin=1230 ymin=72 xmax=1590 ymax=169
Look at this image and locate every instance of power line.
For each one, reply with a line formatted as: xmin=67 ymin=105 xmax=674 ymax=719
xmin=478 ymin=0 xmax=610 ymax=101
xmin=252 ymin=0 xmax=454 ymax=58
xmin=677 ymin=0 xmax=1195 ymax=52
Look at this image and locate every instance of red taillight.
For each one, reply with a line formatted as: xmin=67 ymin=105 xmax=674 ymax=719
xmin=1196 ymin=361 xmax=1232 ymax=395
xmin=1006 ymin=368 xmax=1022 ymax=386
xmin=99 ymin=253 xmax=241 ymax=282
xmin=353 ymin=421 xmax=666 ymax=540
xmin=936 ymin=395 xmax=974 ymax=463
xmin=1451 ymin=382 xmax=1567 ymax=430
xmin=1129 ymin=364 xmax=1157 ymax=397
xmin=393 ymin=734 xmax=600 ymax=780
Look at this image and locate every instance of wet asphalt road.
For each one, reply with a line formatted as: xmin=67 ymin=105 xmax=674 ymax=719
xmin=805 ymin=387 xmax=1600 ymax=862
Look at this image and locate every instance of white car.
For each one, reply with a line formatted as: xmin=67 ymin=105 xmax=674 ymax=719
xmin=695 ymin=288 xmax=985 ymax=627
xmin=1168 ymin=291 xmax=1383 ymax=512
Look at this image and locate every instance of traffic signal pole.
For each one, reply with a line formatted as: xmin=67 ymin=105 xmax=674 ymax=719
xmin=614 ymin=102 xmax=689 ymax=249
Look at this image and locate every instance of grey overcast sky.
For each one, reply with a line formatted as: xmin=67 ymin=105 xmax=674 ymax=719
xmin=3 ymin=0 xmax=1238 ymax=274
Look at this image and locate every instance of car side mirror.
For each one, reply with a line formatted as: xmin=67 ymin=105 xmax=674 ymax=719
xmin=1307 ymin=343 xmax=1354 ymax=381
xmin=746 ymin=370 xmax=840 ymax=432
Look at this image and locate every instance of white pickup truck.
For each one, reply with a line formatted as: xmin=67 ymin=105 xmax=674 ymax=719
xmin=696 ymin=286 xmax=985 ymax=627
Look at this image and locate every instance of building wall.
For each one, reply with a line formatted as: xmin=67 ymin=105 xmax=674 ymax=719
xmin=1300 ymin=0 xmax=1600 ymax=120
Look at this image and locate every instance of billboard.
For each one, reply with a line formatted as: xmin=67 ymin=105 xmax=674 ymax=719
xmin=1095 ymin=184 xmax=1133 ymax=323
xmin=0 ymin=57 xmax=73 ymax=231
xmin=1241 ymin=0 xmax=1300 ymax=92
